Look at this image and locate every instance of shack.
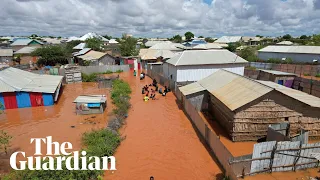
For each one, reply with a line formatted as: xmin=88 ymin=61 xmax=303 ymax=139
xmin=97 ymin=74 xmax=119 ymax=89
xmin=73 ymin=95 xmax=107 ymax=115
xmin=179 ymin=69 xmax=320 ymax=142
xmin=257 ymin=69 xmax=297 ymax=87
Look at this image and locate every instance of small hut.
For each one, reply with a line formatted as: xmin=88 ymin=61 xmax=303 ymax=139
xmin=257 ymin=69 xmax=296 ymax=87
xmin=73 ymin=95 xmax=107 ymax=115
xmin=97 ymin=74 xmax=119 ymax=89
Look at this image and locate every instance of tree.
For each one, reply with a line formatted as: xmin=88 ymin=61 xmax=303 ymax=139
xmin=205 ymin=37 xmax=215 ymax=43
xmin=198 ymin=36 xmax=204 ymax=38
xmin=283 ymin=34 xmax=292 ymax=40
xmin=184 ymin=31 xmax=194 ymax=41
xmin=119 ymin=34 xmax=138 ymax=56
xmin=312 ymin=34 xmax=320 ymax=46
xmin=256 ymin=35 xmax=264 ymax=38
xmin=103 ymin=35 xmax=112 ymax=40
xmin=0 ymin=130 xmax=12 ymax=155
xmin=225 ymin=42 xmax=241 ymax=52
xmin=239 ymin=47 xmax=258 ymax=62
xmin=171 ymin=35 xmax=182 ymax=43
xmin=300 ymin=35 xmax=308 ymax=39
xmin=85 ymin=37 xmax=104 ymax=51
xmin=30 ymin=34 xmax=38 ymax=38
xmin=31 ymin=45 xmax=69 ymax=66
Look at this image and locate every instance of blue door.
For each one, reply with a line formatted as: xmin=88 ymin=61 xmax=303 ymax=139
xmin=278 ymin=80 xmax=284 ymax=85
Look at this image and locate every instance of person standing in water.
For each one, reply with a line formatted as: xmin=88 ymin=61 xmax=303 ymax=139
xmin=133 ymin=70 xmax=136 ymax=76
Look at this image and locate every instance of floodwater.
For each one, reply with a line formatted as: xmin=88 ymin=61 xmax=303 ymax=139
xmin=107 ymin=71 xmax=222 ymax=180
xmin=0 ymin=71 xmax=222 ymax=179
xmin=0 ymin=82 xmax=111 ymax=174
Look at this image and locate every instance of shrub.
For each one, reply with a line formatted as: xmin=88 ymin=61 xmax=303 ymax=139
xmin=81 ymin=73 xmax=97 ymax=82
xmin=111 ymin=79 xmax=132 ymax=119
xmin=115 ymin=70 xmax=123 ymax=73
xmin=315 ymin=73 xmax=320 ymax=78
xmin=103 ymin=70 xmax=113 ymax=74
xmin=304 ymin=73 xmax=311 ymax=76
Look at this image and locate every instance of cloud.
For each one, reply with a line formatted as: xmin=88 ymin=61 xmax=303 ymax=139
xmin=0 ymin=0 xmax=319 ymax=37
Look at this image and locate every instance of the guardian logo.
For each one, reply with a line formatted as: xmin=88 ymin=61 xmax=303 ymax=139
xmin=10 ymin=136 xmax=116 ymax=171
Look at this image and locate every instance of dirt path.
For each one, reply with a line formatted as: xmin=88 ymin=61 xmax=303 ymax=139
xmin=107 ymin=71 xmax=222 ymax=180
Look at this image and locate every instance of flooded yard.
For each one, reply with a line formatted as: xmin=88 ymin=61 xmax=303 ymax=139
xmin=0 ymin=71 xmax=222 ymax=179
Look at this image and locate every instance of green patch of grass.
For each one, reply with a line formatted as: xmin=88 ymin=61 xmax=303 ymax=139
xmin=115 ymin=70 xmax=123 ymax=73
xmin=315 ymin=73 xmax=320 ymax=78
xmin=304 ymin=73 xmax=311 ymax=76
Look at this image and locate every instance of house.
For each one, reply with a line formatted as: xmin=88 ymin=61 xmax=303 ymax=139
xmin=258 ymin=46 xmax=320 ymax=63
xmin=14 ymin=47 xmax=39 ymax=65
xmin=277 ymin=41 xmax=293 ymax=46
xmin=73 ymin=43 xmax=87 ymax=51
xmin=183 ymin=43 xmax=223 ymax=50
xmin=179 ymin=69 xmax=320 ymax=141
xmin=76 ymin=50 xmax=115 ymax=66
xmin=73 ymin=95 xmax=107 ymax=115
xmin=149 ymin=42 xmax=184 ymax=52
xmin=41 ymin=37 xmax=62 ymax=45
xmin=145 ymin=40 xmax=171 ymax=48
xmin=214 ymin=36 xmax=242 ymax=44
xmin=163 ymin=49 xmax=248 ymax=85
xmin=257 ymin=69 xmax=297 ymax=87
xmin=0 ymin=67 xmax=63 ymax=109
xmin=108 ymin=39 xmax=119 ymax=44
xmin=242 ymin=36 xmax=261 ymax=46
xmin=10 ymin=38 xmax=43 ymax=52
xmin=139 ymin=49 xmax=177 ymax=69
xmin=0 ymin=49 xmax=13 ymax=64
xmin=67 ymin=32 xmax=109 ymax=42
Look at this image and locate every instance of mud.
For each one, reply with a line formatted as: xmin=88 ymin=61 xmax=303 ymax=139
xmin=106 ymin=71 xmax=222 ymax=180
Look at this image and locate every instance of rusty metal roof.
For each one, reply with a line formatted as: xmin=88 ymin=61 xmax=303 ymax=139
xmin=179 ymin=82 xmax=205 ymax=96
xmin=197 ymin=69 xmax=273 ymax=111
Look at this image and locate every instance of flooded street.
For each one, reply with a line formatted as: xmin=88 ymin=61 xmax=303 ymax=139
xmin=1 ymin=71 xmax=222 ymax=179
xmin=108 ymin=72 xmax=222 ymax=180
xmin=0 ymin=82 xmax=111 ymax=173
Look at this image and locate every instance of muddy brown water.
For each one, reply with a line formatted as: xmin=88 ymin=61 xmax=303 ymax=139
xmin=0 ymin=71 xmax=222 ymax=179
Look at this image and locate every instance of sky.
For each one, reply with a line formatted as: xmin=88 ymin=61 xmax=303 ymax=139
xmin=1 ymin=0 xmax=320 ymax=38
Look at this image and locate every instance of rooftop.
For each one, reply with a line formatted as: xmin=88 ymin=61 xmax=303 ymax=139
xmin=14 ymin=47 xmax=38 ymax=54
xmin=11 ymin=39 xmax=43 ymax=46
xmin=140 ymin=49 xmax=177 ymax=60
xmin=165 ymin=49 xmax=248 ymax=66
xmin=77 ymin=50 xmax=106 ymax=61
xmin=0 ymin=67 xmax=63 ymax=93
xmin=260 ymin=69 xmax=297 ymax=76
xmin=258 ymin=45 xmax=320 ymax=54
xmin=73 ymin=43 xmax=86 ymax=50
xmin=73 ymin=95 xmax=107 ymax=103
xmin=215 ymin=36 xmax=242 ymax=43
xmin=0 ymin=49 xmax=13 ymax=57
xmin=149 ymin=42 xmax=184 ymax=51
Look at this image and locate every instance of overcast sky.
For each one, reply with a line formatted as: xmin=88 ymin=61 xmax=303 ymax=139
xmin=1 ymin=0 xmax=320 ymax=38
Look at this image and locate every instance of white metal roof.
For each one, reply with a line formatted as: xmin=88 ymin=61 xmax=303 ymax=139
xmin=0 ymin=67 xmax=63 ymax=93
xmin=14 ymin=47 xmax=38 ymax=54
xmin=145 ymin=41 xmax=170 ymax=47
xmin=258 ymin=45 xmax=320 ymax=54
xmin=149 ymin=42 xmax=185 ymax=51
xmin=140 ymin=49 xmax=176 ymax=60
xmin=191 ymin=43 xmax=223 ymax=50
xmin=277 ymin=41 xmax=293 ymax=45
xmin=165 ymin=49 xmax=248 ymax=66
xmin=260 ymin=69 xmax=297 ymax=76
xmin=108 ymin=39 xmax=119 ymax=44
xmin=73 ymin=95 xmax=107 ymax=103
xmin=73 ymin=43 xmax=86 ymax=50
xmin=79 ymin=32 xmax=109 ymax=42
xmin=73 ymin=48 xmax=91 ymax=57
xmin=214 ymin=36 xmax=242 ymax=43
xmin=257 ymin=80 xmax=320 ymax=108
xmin=0 ymin=49 xmax=13 ymax=56
xmin=77 ymin=50 xmax=106 ymax=61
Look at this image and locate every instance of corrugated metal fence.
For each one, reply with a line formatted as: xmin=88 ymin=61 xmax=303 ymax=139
xmin=80 ymin=65 xmax=130 ymax=74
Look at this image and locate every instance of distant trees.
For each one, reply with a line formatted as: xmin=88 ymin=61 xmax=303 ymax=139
xmin=103 ymin=34 xmax=112 ymax=40
xmin=300 ymin=35 xmax=308 ymax=39
xmin=256 ymin=35 xmax=264 ymax=38
xmin=119 ymin=34 xmax=138 ymax=56
xmin=225 ymin=42 xmax=241 ymax=52
xmin=205 ymin=37 xmax=215 ymax=43
xmin=198 ymin=35 xmax=204 ymax=38
xmin=184 ymin=31 xmax=194 ymax=41
xmin=311 ymin=34 xmax=320 ymax=46
xmin=282 ymin=34 xmax=292 ymax=40
xmin=32 ymin=45 xmax=69 ymax=66
xmin=85 ymin=37 xmax=104 ymax=51
xmin=170 ymin=35 xmax=182 ymax=43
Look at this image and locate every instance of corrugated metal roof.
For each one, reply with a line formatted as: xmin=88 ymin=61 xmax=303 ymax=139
xmin=257 ymin=80 xmax=320 ymax=108
xmin=165 ymin=49 xmax=248 ymax=66
xmin=191 ymin=43 xmax=222 ymax=50
xmin=258 ymin=46 xmax=320 ymax=54
xmin=108 ymin=39 xmax=119 ymax=44
xmin=260 ymin=69 xmax=297 ymax=76
xmin=73 ymin=43 xmax=86 ymax=50
xmin=11 ymin=39 xmax=43 ymax=46
xmin=198 ymin=70 xmax=273 ymax=111
xmin=73 ymin=48 xmax=91 ymax=56
xmin=0 ymin=67 xmax=63 ymax=93
xmin=179 ymin=82 xmax=205 ymax=96
xmin=0 ymin=49 xmax=13 ymax=56
xmin=277 ymin=41 xmax=293 ymax=45
xmin=73 ymin=95 xmax=107 ymax=103
xmin=215 ymin=36 xmax=242 ymax=43
xmin=14 ymin=47 xmax=38 ymax=54
xmin=77 ymin=50 xmax=106 ymax=61
xmin=145 ymin=41 xmax=170 ymax=47
xmin=149 ymin=42 xmax=184 ymax=51
xmin=141 ymin=49 xmax=176 ymax=60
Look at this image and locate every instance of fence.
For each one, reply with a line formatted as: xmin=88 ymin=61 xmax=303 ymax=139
xmin=248 ymin=62 xmax=320 ymax=76
xmin=80 ymin=65 xmax=130 ymax=74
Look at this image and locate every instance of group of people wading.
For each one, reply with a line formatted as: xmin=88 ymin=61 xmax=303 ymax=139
xmin=138 ymin=72 xmax=170 ymax=101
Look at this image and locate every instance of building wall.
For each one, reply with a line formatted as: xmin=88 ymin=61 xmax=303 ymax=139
xmin=12 ymin=44 xmax=42 ymax=52
xmin=176 ymin=64 xmax=245 ymax=82
xmin=0 ymin=56 xmax=13 ymax=63
xmin=258 ymin=52 xmax=320 ymax=63
xmin=98 ymin=55 xmax=116 ymax=65
xmin=163 ymin=63 xmax=178 ymax=82
xmin=186 ymin=91 xmax=208 ymax=111
xmin=257 ymin=71 xmax=296 ymax=84
xmin=20 ymin=55 xmax=37 ymax=64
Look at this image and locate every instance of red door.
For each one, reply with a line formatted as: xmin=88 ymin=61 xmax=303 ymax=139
xmin=29 ymin=93 xmax=44 ymax=107
xmin=3 ymin=92 xmax=18 ymax=109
